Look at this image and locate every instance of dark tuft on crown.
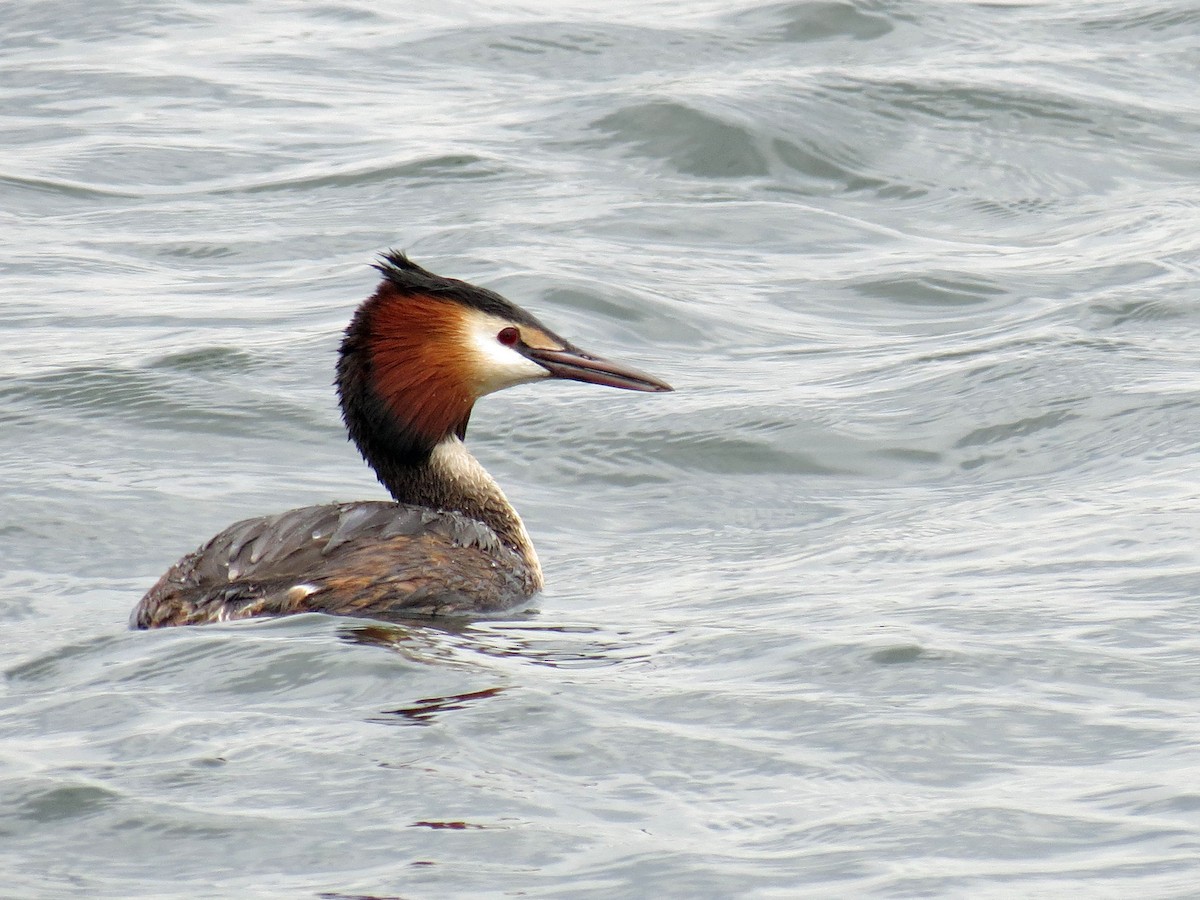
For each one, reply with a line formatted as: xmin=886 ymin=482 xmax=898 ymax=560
xmin=373 ymin=250 xmax=546 ymax=330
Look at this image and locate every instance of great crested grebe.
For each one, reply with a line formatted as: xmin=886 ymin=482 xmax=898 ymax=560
xmin=132 ymin=252 xmax=672 ymax=629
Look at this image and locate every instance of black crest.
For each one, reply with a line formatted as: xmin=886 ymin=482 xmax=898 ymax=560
xmin=372 ymin=250 xmax=549 ymax=331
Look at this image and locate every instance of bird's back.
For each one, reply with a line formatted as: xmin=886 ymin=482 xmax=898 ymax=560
xmin=131 ymin=501 xmax=536 ymax=628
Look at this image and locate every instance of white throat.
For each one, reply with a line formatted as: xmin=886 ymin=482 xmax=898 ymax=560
xmin=464 ymin=312 xmax=552 ymax=396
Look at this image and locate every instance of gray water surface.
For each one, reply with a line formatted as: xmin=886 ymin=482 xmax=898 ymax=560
xmin=3 ymin=1 xmax=1200 ymax=897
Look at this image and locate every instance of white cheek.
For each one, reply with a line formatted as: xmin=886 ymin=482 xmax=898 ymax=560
xmin=468 ymin=319 xmax=549 ymax=395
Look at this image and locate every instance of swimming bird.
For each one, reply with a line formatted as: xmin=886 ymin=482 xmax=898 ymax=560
xmin=132 ymin=252 xmax=671 ymax=628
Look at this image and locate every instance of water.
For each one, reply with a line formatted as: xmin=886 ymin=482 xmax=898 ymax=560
xmin=3 ymin=0 xmax=1199 ymax=896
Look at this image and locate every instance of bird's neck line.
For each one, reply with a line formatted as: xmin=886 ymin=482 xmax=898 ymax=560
xmin=376 ymin=437 xmax=542 ymax=587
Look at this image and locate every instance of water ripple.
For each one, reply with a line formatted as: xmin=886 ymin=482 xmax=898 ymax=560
xmin=3 ymin=0 xmax=1200 ymax=896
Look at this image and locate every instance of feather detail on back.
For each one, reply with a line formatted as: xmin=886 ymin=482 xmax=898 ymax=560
xmin=131 ymin=501 xmax=534 ymax=628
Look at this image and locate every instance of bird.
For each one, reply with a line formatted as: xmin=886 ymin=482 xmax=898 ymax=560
xmin=131 ymin=251 xmax=672 ymax=628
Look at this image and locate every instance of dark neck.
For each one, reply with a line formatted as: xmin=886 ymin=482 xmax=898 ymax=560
xmin=337 ymin=359 xmax=540 ymax=578
xmin=394 ymin=438 xmax=534 ymax=548
xmin=369 ymin=438 xmax=542 ymax=587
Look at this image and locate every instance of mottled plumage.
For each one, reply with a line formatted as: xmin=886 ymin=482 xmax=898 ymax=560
xmin=132 ymin=502 xmax=533 ymax=628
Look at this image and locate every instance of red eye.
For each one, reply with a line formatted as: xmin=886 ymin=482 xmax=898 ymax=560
xmin=497 ymin=326 xmax=520 ymax=346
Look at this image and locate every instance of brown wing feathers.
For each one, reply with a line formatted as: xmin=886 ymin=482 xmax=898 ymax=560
xmin=132 ymin=503 xmax=532 ymax=628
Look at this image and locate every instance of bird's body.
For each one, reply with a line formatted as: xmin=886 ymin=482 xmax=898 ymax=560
xmin=132 ymin=252 xmax=670 ymax=629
